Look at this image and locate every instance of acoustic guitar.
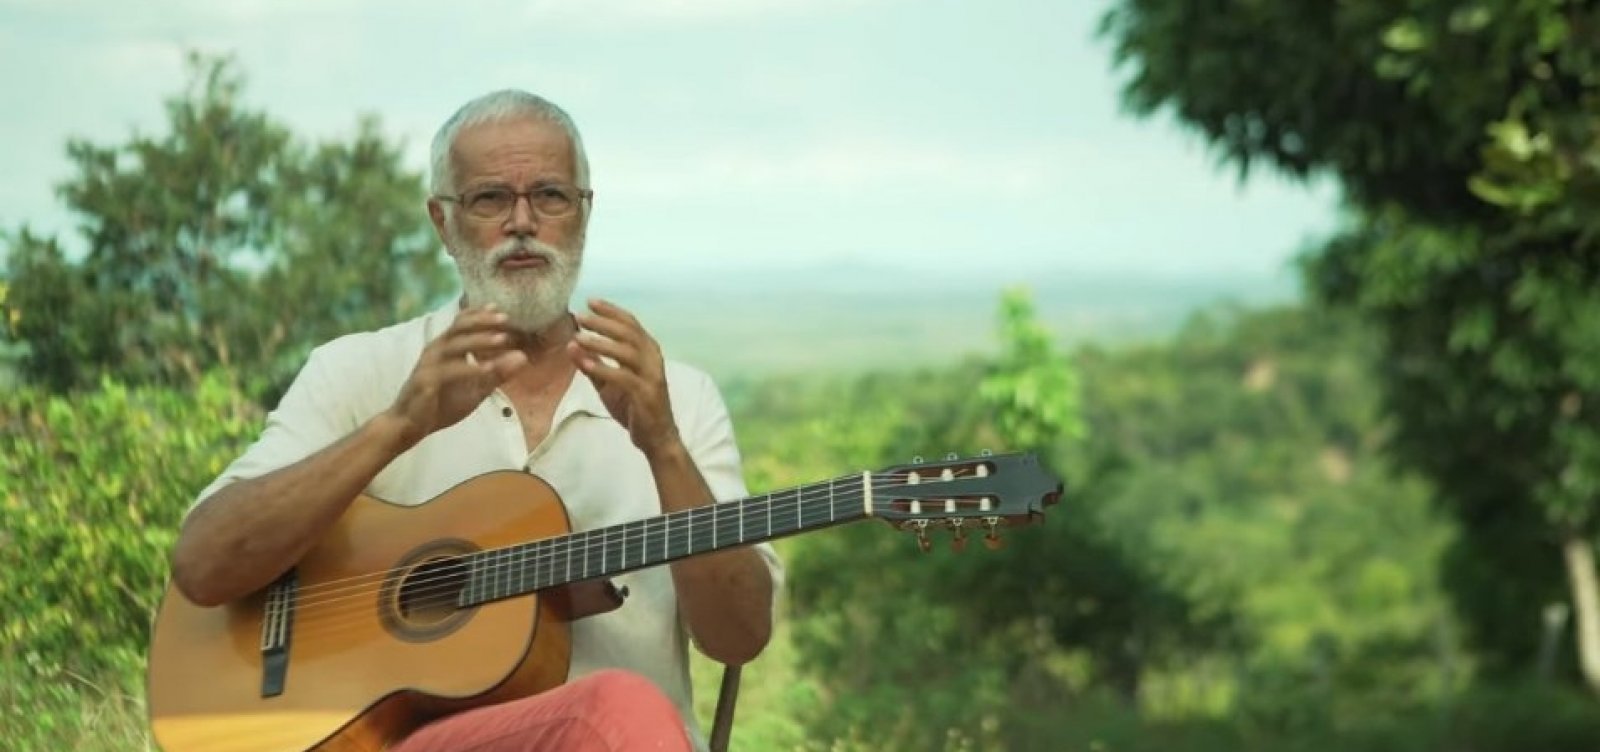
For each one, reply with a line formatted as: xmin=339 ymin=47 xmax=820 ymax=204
xmin=146 ymin=452 xmax=1061 ymax=752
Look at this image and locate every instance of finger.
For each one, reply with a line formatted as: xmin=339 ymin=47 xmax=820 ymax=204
xmin=574 ymin=309 xmax=641 ymax=346
xmin=437 ymin=331 xmax=514 ymax=360
xmin=587 ymin=297 xmax=641 ymax=328
xmin=436 ymin=358 xmax=504 ymax=386
xmin=447 ymin=306 xmax=515 ymax=336
xmin=487 ymin=349 xmax=530 ymax=380
xmin=577 ymin=299 xmax=657 ymax=348
xmin=569 ymin=341 xmax=642 ymax=388
xmin=573 ymin=329 xmax=640 ymax=369
xmin=434 ymin=353 xmax=524 ymax=398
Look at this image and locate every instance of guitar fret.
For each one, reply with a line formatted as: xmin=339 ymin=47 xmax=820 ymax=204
xmin=487 ymin=550 xmax=499 ymax=600
xmin=637 ymin=519 xmax=649 ymax=568
xmin=506 ymin=548 xmax=517 ymax=597
xmin=498 ymin=548 xmax=510 ymax=599
xmin=626 ymin=520 xmax=636 ymax=570
xmin=528 ymin=545 xmax=538 ymax=592
xmin=621 ymin=520 xmax=631 ymax=571
xmin=502 ymin=548 xmax=513 ymax=599
xmin=503 ymin=548 xmax=513 ymax=598
xmin=638 ymin=518 xmax=649 ymax=569
xmin=626 ymin=519 xmax=641 ymax=570
xmin=489 ymin=549 xmax=499 ymax=600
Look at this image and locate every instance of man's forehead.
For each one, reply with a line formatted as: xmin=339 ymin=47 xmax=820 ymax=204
xmin=452 ymin=118 xmax=576 ymax=176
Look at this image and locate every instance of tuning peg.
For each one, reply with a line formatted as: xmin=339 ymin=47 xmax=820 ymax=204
xmin=903 ymin=519 xmax=932 ymax=553
xmin=983 ymin=516 xmax=1003 ymax=550
xmin=980 ymin=448 xmax=993 ymax=457
xmin=911 ymin=455 xmax=924 ymax=464
xmin=945 ymin=451 xmax=959 ymax=461
xmin=948 ymin=518 xmax=968 ymax=552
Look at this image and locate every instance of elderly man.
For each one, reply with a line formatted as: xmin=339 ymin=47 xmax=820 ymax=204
xmin=169 ymin=90 xmax=781 ymax=751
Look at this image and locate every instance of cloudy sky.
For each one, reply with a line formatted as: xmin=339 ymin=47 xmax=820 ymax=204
xmin=0 ymin=0 xmax=1339 ymax=289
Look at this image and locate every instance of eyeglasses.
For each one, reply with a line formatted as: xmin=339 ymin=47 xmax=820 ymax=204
xmin=436 ymin=183 xmax=593 ymax=221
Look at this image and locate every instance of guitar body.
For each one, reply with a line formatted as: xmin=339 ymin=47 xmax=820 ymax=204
xmin=147 ymin=472 xmax=577 ymax=752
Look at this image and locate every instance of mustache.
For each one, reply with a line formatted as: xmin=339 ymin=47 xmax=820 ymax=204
xmin=487 ymin=239 xmax=562 ymax=265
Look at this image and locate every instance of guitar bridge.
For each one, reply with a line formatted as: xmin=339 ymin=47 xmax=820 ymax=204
xmin=259 ymin=570 xmax=298 ymax=698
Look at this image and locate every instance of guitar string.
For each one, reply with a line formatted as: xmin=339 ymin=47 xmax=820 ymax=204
xmin=275 ymin=478 xmax=941 ymax=641
xmin=280 ymin=473 xmax=863 ymax=605
xmin=270 ymin=473 xmax=1004 ymax=640
xmin=285 ymin=469 xmax=978 ymax=605
xmin=281 ymin=470 xmax=980 ymax=620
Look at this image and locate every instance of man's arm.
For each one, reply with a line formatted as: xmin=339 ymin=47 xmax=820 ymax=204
xmin=568 ymin=298 xmax=775 ymax=665
xmin=649 ymin=442 xmax=775 ymax=665
xmin=172 ymin=413 xmax=414 ymax=606
xmin=171 ymin=307 xmax=525 ymax=607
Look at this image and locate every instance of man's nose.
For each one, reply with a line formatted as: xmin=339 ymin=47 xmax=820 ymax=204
xmin=508 ymin=194 xmax=539 ymax=235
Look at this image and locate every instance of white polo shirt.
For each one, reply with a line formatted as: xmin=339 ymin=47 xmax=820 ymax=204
xmin=191 ymin=304 xmax=783 ymax=749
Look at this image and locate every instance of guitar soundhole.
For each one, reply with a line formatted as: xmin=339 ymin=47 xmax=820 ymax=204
xmin=381 ymin=539 xmax=478 ymax=642
xmin=398 ymin=558 xmax=469 ymax=625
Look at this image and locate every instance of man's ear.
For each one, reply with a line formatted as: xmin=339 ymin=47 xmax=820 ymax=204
xmin=426 ymin=198 xmax=455 ymax=257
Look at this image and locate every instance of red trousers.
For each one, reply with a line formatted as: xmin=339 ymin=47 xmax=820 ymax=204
xmin=390 ymin=669 xmax=694 ymax=752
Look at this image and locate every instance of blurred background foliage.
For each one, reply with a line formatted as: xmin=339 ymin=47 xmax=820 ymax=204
xmin=7 ymin=0 xmax=1600 ymax=748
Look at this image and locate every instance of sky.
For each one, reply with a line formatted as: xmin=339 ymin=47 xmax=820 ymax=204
xmin=0 ymin=0 xmax=1341 ymax=291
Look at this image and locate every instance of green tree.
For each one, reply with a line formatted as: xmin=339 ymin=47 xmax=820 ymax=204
xmin=978 ymin=287 xmax=1088 ymax=452
xmin=0 ymin=52 xmax=450 ymax=395
xmin=1104 ymin=0 xmax=1600 ymax=691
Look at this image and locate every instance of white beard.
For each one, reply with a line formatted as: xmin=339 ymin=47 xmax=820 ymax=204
xmin=448 ymin=228 xmax=582 ymax=333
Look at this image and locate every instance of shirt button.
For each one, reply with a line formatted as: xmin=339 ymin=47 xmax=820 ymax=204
xmin=502 ymin=407 xmax=513 ymax=418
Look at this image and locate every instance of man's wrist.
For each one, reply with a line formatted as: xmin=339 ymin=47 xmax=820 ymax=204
xmin=641 ymin=432 xmax=689 ymax=467
xmin=367 ymin=410 xmax=422 ymax=455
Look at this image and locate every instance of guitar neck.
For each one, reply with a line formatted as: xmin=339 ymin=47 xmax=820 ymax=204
xmin=458 ymin=473 xmax=872 ymax=607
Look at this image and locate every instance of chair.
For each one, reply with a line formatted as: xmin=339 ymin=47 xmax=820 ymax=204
xmin=708 ymin=665 xmax=742 ymax=752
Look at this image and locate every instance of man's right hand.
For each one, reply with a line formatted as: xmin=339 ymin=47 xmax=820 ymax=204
xmin=385 ymin=306 xmax=527 ymax=449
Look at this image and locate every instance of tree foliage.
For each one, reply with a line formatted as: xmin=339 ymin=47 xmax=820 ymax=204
xmin=0 ymin=52 xmax=450 ymax=395
xmin=1104 ymin=0 xmax=1600 ymax=685
xmin=0 ymin=374 xmax=262 ymax=749
xmin=726 ymin=296 xmax=1468 ymax=749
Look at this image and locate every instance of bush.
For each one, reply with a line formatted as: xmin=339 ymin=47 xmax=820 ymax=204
xmin=1 ymin=374 xmax=261 ymax=746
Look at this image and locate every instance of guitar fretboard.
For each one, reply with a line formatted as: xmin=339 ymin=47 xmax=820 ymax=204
xmin=458 ymin=473 xmax=870 ymax=607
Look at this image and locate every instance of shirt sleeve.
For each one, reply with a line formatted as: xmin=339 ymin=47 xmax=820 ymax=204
xmin=186 ymin=343 xmax=361 ymax=516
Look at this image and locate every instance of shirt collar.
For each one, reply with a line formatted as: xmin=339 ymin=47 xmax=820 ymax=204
xmin=556 ymin=367 xmax=613 ymax=422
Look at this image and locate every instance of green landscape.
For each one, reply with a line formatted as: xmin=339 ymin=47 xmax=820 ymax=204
xmin=7 ymin=1 xmax=1600 ymax=749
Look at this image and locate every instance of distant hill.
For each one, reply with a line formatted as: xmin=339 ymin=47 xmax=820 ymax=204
xmin=574 ymin=263 xmax=1300 ymax=378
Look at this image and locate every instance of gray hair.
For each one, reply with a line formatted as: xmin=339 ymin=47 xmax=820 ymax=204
xmin=428 ymin=90 xmax=591 ymax=196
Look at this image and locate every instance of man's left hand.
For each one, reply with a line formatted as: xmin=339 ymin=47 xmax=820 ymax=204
xmin=568 ymin=298 xmax=681 ymax=456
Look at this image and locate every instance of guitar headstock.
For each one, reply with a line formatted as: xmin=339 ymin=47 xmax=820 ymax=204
xmin=869 ymin=451 xmax=1062 ymax=552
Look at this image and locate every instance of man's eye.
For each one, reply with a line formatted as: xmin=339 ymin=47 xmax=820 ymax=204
xmin=471 ymin=190 xmax=512 ymax=206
